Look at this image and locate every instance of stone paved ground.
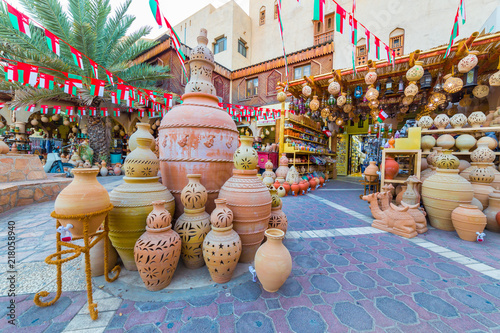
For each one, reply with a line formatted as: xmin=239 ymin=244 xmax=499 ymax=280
xmin=1 ymin=176 xmax=500 ymax=332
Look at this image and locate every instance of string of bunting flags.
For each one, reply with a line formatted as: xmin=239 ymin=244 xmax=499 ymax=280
xmin=22 ymin=104 xmax=169 ymax=119
xmin=217 ymin=103 xmax=293 ymax=122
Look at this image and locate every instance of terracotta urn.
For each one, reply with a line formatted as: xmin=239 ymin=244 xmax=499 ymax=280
xmin=203 ymin=198 xmax=242 ymax=283
xmin=54 ymin=169 xmax=110 ymax=238
xmin=299 ymin=180 xmax=308 ymax=195
xmin=283 ymin=181 xmax=291 ymax=194
xmin=319 ymin=177 xmax=325 ymax=187
xmin=134 ymin=200 xmax=181 ymax=291
xmin=100 ymin=162 xmax=108 ymax=177
xmin=449 ymin=113 xmax=468 ymax=129
xmin=273 ymin=180 xmax=281 ymax=189
xmin=451 ymin=204 xmax=486 ymax=241
xmin=422 ymin=168 xmax=474 ymax=231
xmin=468 ymin=111 xmax=487 ymax=128
xmin=434 ymin=114 xmax=450 ymax=130
xmin=291 ymin=182 xmax=299 ymax=196
xmin=309 ymin=178 xmax=317 ymax=191
xmin=159 ymin=29 xmax=238 ymax=217
xmin=477 ymin=136 xmax=498 ymax=151
xmin=129 ymin=122 xmax=155 ymax=151
xmin=124 ymin=138 xmax=159 ymax=177
xmin=436 ymin=134 xmax=455 ymax=150
xmin=174 ymin=174 xmax=211 ymax=268
xmin=364 ymin=161 xmax=379 ymax=181
xmin=219 ymin=169 xmax=272 ymax=262
xmin=0 ymin=139 xmax=8 ymax=154
xmin=483 ymin=190 xmax=500 ymax=232
xmin=455 ymin=134 xmax=476 ymax=152
xmin=384 ymin=156 xmax=399 ymax=180
xmin=254 ymin=229 xmax=292 ymax=292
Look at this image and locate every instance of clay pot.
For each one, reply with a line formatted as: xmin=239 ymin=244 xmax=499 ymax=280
xmin=427 ymin=147 xmax=443 ymax=167
xmin=283 ymin=182 xmax=291 ymax=194
xmin=269 ymin=206 xmax=288 ymax=233
xmin=275 ymin=153 xmax=290 ymax=181
xmin=100 ymin=165 xmax=108 ymax=177
xmin=458 ymin=52 xmax=478 ymax=73
xmin=203 ymin=199 xmax=242 ymax=283
xmin=436 ymin=134 xmax=455 ymax=150
xmin=0 ymin=139 xmax=9 ymax=154
xmin=113 ymin=165 xmax=122 ymax=176
xmin=422 ymin=168 xmax=474 ymax=231
xmin=219 ymin=169 xmax=272 ymax=263
xmin=483 ymin=190 xmax=500 ymax=232
xmin=483 ymin=110 xmax=495 ymax=127
xmin=364 ymin=161 xmax=379 ymax=181
xmin=277 ymin=186 xmax=286 ymax=197
xmin=455 ymin=134 xmax=476 ymax=152
xmin=134 ymin=200 xmax=181 ymax=291
xmin=129 ymin=123 xmax=155 ymax=151
xmin=450 ymin=113 xmax=468 ymax=129
xmin=434 ymin=114 xmax=450 ymax=130
xmin=262 ymin=160 xmax=276 ymax=180
xmin=418 ymin=116 xmax=433 ymax=129
xmin=273 ymin=180 xmax=280 ymax=189
xmin=299 ymin=181 xmax=308 ymax=195
xmin=468 ymin=111 xmax=487 ymax=128
xmin=402 ymin=178 xmax=420 ymax=205
xmin=458 ymin=160 xmax=471 ymax=173
xmin=435 ymin=150 xmax=459 ymax=169
xmin=109 ymin=177 xmax=175 ymax=271
xmin=421 ymin=158 xmax=428 ymax=171
xmin=10 ymin=144 xmax=17 ymax=153
xmin=309 ymin=178 xmax=317 ymax=191
xmin=291 ymin=182 xmax=299 ymax=196
xmin=421 ymin=135 xmax=436 ymax=153
xmin=477 ymin=136 xmax=498 ymax=151
xmin=159 ymin=30 xmax=238 ymax=218
xmin=319 ymin=177 xmax=325 ymax=187
xmin=234 ymin=136 xmax=258 ymax=170
xmin=175 ymin=174 xmax=211 ymax=269
xmin=124 ymin=138 xmax=159 ymax=177
xmin=471 ymin=142 xmax=495 ymax=163
xmin=451 ymin=204 xmax=486 ymax=242
xmin=54 ymin=169 xmax=110 ymax=238
xmin=254 ymin=229 xmax=292 ymax=292
xmin=85 ymin=230 xmax=118 ymax=277
xmin=384 ymin=156 xmax=399 ymax=180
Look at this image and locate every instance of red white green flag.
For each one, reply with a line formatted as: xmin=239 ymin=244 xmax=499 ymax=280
xmin=89 ymin=59 xmax=99 ymax=78
xmin=45 ymin=29 xmax=60 ymax=56
xmin=25 ymin=104 xmax=35 ymax=112
xmin=111 ymin=92 xmax=119 ymax=104
xmin=53 ymin=105 xmax=62 ymax=114
xmin=117 ymin=84 xmax=130 ymax=101
xmin=100 ymin=107 xmax=108 ymax=117
xmin=445 ymin=10 xmax=460 ymax=58
xmin=128 ymin=108 xmax=134 ymax=113
xmin=77 ymin=107 xmax=86 ymax=116
xmin=374 ymin=36 xmax=381 ymax=59
xmin=7 ymin=4 xmax=31 ymax=38
xmin=40 ymin=105 xmax=49 ymax=114
xmin=90 ymin=79 xmax=105 ymax=97
xmin=65 ymin=73 xmax=83 ymax=88
xmin=138 ymin=109 xmax=145 ymax=118
xmin=377 ymin=110 xmax=388 ymax=123
xmin=335 ymin=4 xmax=346 ymax=34
xmin=349 ymin=16 xmax=357 ymax=45
xmin=38 ymin=73 xmax=54 ymax=90
xmin=106 ymin=70 xmax=114 ymax=85
xmin=313 ymin=0 xmax=325 ymax=23
xmin=65 ymin=106 xmax=74 ymax=115
xmin=4 ymin=64 xmax=17 ymax=83
xmin=89 ymin=107 xmax=97 ymax=116
xmin=164 ymin=93 xmax=173 ymax=107
xmin=70 ymin=46 xmax=84 ymax=70
xmin=459 ymin=0 xmax=466 ymax=24
xmin=5 ymin=63 xmax=38 ymax=86
xmin=163 ymin=16 xmax=186 ymax=61
xmin=126 ymin=98 xmax=134 ymax=107
xmin=149 ymin=0 xmax=162 ymax=26
xmin=63 ymin=80 xmax=77 ymax=96
xmin=365 ymin=29 xmax=371 ymax=53
xmin=113 ymin=108 xmax=120 ymax=117
xmin=385 ymin=44 xmax=392 ymax=65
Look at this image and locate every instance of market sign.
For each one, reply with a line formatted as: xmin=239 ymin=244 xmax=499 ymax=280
xmin=257 ymin=119 xmax=276 ymax=126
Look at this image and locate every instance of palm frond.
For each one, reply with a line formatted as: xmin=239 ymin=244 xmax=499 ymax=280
xmin=19 ymin=0 xmax=72 ymax=42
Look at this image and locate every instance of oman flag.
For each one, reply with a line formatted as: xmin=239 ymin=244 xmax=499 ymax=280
xmin=70 ymin=46 xmax=84 ymax=70
xmin=7 ymin=4 xmax=31 ymax=37
xmin=45 ymin=29 xmax=60 ymax=56
xmin=53 ymin=105 xmax=62 ymax=114
xmin=40 ymin=105 xmax=49 ymax=114
xmin=106 ymin=70 xmax=114 ymax=85
xmin=374 ymin=36 xmax=381 ymax=59
xmin=100 ymin=107 xmax=108 ymax=117
xmin=117 ymin=84 xmax=130 ymax=101
xmin=377 ymin=110 xmax=388 ymax=123
xmin=111 ymin=92 xmax=119 ymax=104
xmin=6 ymin=63 xmax=38 ymax=86
xmin=149 ymin=0 xmax=162 ymax=26
xmin=64 ymin=80 xmax=77 ymax=96
xmin=113 ymin=108 xmax=120 ymax=117
xmin=313 ymin=0 xmax=325 ymax=23
xmin=335 ymin=4 xmax=346 ymax=34
xmin=38 ymin=73 xmax=54 ymax=90
xmin=65 ymin=73 xmax=83 ymax=88
xmin=77 ymin=107 xmax=86 ymax=116
xmin=90 ymin=79 xmax=105 ymax=97
xmin=25 ymin=104 xmax=35 ymax=112
xmin=89 ymin=59 xmax=99 ymax=78
xmin=65 ymin=106 xmax=74 ymax=115
xmin=89 ymin=107 xmax=97 ymax=116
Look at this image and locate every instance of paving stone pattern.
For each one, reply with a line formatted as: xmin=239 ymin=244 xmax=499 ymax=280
xmin=1 ymin=176 xmax=500 ymax=332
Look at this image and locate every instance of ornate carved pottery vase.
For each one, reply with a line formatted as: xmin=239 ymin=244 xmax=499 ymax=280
xmin=469 ymin=162 xmax=495 ymax=209
xmin=275 ymin=153 xmax=289 ymax=182
xmin=384 ymin=156 xmax=399 ymax=180
xmin=159 ymin=29 xmax=238 ymax=217
xmin=449 ymin=113 xmax=467 ymax=128
xmin=451 ymin=204 xmax=487 ymax=242
xmin=471 ymin=142 xmax=495 ymax=163
xmin=269 ymin=206 xmax=288 ymax=233
xmin=129 ymin=122 xmax=155 ymax=151
xmin=234 ymin=136 xmax=258 ymax=170
xmin=286 ymin=166 xmax=300 ymax=184
xmin=174 ymin=174 xmax=211 ymax=269
xmin=219 ymin=169 xmax=272 ymax=262
xmin=124 ymin=138 xmax=159 ymax=177
xmin=203 ymin=198 xmax=242 ymax=283
xmin=134 ymin=200 xmax=181 ymax=291
xmin=482 ymin=190 xmax=500 ymax=233
xmin=54 ymin=168 xmax=110 ymax=238
xmin=422 ymin=168 xmax=474 ymax=231
xmin=468 ymin=111 xmax=487 ymax=128
xmin=434 ymin=114 xmax=450 ymax=130
xmin=254 ymin=229 xmax=292 ymax=292
xmin=435 ymin=150 xmax=460 ymax=169
xmin=262 ymin=160 xmax=276 ymax=180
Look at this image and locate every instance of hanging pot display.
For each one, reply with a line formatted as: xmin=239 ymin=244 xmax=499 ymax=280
xmin=406 ymin=61 xmax=424 ymax=81
xmin=309 ymin=95 xmax=320 ymax=111
xmin=365 ymin=67 xmax=378 ymax=85
xmin=328 ymin=79 xmax=341 ymax=95
xmin=365 ymin=87 xmax=379 ymax=101
xmin=302 ymin=84 xmax=312 ymax=97
xmin=404 ymin=82 xmax=418 ymax=97
xmin=472 ymin=84 xmax=489 ymax=99
xmin=443 ymin=74 xmax=463 ymax=93
xmin=337 ymin=93 xmax=347 ymax=107
xmin=458 ymin=51 xmax=479 ymax=73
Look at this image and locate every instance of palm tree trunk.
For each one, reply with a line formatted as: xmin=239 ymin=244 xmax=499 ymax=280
xmin=87 ymin=116 xmax=110 ymax=163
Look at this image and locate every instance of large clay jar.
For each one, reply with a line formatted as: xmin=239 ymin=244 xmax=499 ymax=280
xmin=364 ymin=161 xmax=379 ymax=181
xmin=254 ymin=228 xmax=292 ymax=292
xmin=483 ymin=190 xmax=500 ymax=232
xmin=421 ymin=135 xmax=436 ymax=153
xmin=451 ymin=204 xmax=487 ymax=242
xmin=219 ymin=169 xmax=272 ymax=262
xmin=384 ymin=156 xmax=399 ymax=180
xmin=275 ymin=153 xmax=290 ymax=182
xmin=234 ymin=136 xmax=258 ymax=170
xmin=203 ymin=199 xmax=242 ymax=283
xmin=159 ymin=29 xmax=238 ymax=218
xmin=174 ymin=175 xmax=211 ymax=269
xmin=435 ymin=150 xmax=460 ymax=170
xmin=268 ymin=188 xmax=287 ymax=233
xmin=129 ymin=122 xmax=155 ymax=151
xmin=54 ymin=168 xmax=110 ymax=238
xmin=422 ymin=168 xmax=474 ymax=231
xmin=455 ymin=134 xmax=476 ymax=152
xmin=134 ymin=200 xmax=181 ymax=291
xmin=436 ymin=134 xmax=455 ymax=150
xmin=124 ymin=138 xmax=159 ymax=177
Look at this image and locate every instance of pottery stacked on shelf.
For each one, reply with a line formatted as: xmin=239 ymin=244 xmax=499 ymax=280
xmin=202 ymin=198 xmax=242 ymax=283
xmin=275 ymin=153 xmax=290 ymax=183
xmin=158 ymin=29 xmax=238 ymax=217
xmin=468 ymin=143 xmax=496 ymax=209
xmin=174 ymin=174 xmax=211 ymax=269
xmin=219 ymin=136 xmax=272 ymax=263
xmin=449 ymin=113 xmax=468 ymax=128
xmin=421 ymin=135 xmax=436 ymax=153
xmin=268 ymin=188 xmax=288 ymax=233
xmin=134 ymin=200 xmax=181 ymax=290
xmin=108 ymin=137 xmax=175 ymax=270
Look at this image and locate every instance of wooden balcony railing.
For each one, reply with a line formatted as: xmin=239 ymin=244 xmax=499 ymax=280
xmin=314 ymin=31 xmax=334 ymax=46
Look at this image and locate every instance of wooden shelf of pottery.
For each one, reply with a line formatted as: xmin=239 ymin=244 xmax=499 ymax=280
xmin=380 ymin=149 xmax=422 ymax=188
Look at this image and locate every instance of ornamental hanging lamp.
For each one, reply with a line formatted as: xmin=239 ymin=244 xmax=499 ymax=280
xmin=420 ymin=69 xmax=433 ymax=89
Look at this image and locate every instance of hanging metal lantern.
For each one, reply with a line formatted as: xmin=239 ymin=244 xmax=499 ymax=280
xmin=420 ymin=69 xmax=433 ymax=89
xmin=321 ymin=107 xmax=330 ymax=119
xmin=398 ymin=79 xmax=404 ymax=93
xmin=369 ymin=99 xmax=380 ymax=109
xmin=462 ymin=66 xmax=478 ymax=89
xmin=310 ymin=95 xmax=320 ymax=111
xmin=406 ymin=61 xmax=425 ymax=81
xmin=431 ymin=92 xmax=446 ymax=106
xmin=265 ymin=129 xmax=270 ymax=135
xmin=354 ymin=85 xmax=363 ymax=99
xmin=385 ymin=78 xmax=394 ymax=95
xmin=365 ymin=87 xmax=379 ymax=101
xmin=335 ymin=117 xmax=344 ymax=126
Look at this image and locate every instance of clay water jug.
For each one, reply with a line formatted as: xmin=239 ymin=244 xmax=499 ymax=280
xmin=451 ymin=204 xmax=487 ymax=242
xmin=203 ymin=199 xmax=242 ymax=283
xmin=129 ymin=122 xmax=155 ymax=151
xmin=254 ymin=229 xmax=292 ymax=292
xmin=309 ymin=178 xmax=317 ymax=191
xmin=283 ymin=182 xmax=291 ymax=195
xmin=299 ymin=181 xmax=308 ymax=195
xmin=54 ymin=168 xmax=110 ymax=238
xmin=291 ymin=182 xmax=299 ymax=196
xmin=482 ymin=190 xmax=500 ymax=232
xmin=384 ymin=156 xmax=399 ymax=180
xmin=159 ymin=29 xmax=238 ymax=218
xmin=134 ymin=200 xmax=181 ymax=291
xmin=364 ymin=161 xmax=379 ymax=182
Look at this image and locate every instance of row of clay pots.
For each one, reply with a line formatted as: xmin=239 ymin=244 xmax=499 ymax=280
xmin=421 ymin=134 xmax=498 ymax=153
xmin=418 ymin=111 xmax=492 ymax=130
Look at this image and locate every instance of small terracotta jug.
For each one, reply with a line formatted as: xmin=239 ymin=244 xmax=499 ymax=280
xmin=255 ymin=229 xmax=292 ymax=292
xmin=309 ymin=178 xmax=317 ymax=191
xmin=385 ymin=156 xmax=400 ymax=180
xmin=203 ymin=199 xmax=242 ymax=283
xmin=134 ymin=200 xmax=181 ymax=291
xmin=283 ymin=181 xmax=291 ymax=194
xmin=291 ymin=182 xmax=299 ymax=196
xmin=451 ymin=204 xmax=487 ymax=242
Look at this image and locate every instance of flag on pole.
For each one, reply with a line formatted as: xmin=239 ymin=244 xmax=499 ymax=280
xmin=163 ymin=17 xmax=186 ymax=61
xmin=113 ymin=108 xmax=120 ymax=117
xmin=89 ymin=107 xmax=97 ymax=116
xmin=149 ymin=0 xmax=162 ymax=26
xmin=459 ymin=0 xmax=466 ymax=24
xmin=40 ymin=105 xmax=49 ymax=114
xmin=45 ymin=29 xmax=60 ymax=56
xmin=313 ymin=0 xmax=325 ymax=23
xmin=374 ymin=36 xmax=381 ymax=59
xmin=38 ymin=73 xmax=54 ymax=90
xmin=392 ymin=49 xmax=396 ymax=68
xmin=7 ymin=4 xmax=31 ymax=38
xmin=89 ymin=59 xmax=99 ymax=78
xmin=106 ymin=70 xmax=114 ymax=85
xmin=111 ymin=92 xmax=119 ymax=104
xmin=365 ymin=29 xmax=371 ymax=53
xmin=352 ymin=0 xmax=356 ymax=15
xmin=69 ymin=46 xmax=84 ymax=70
xmin=385 ymin=44 xmax=392 ymax=64
xmin=77 ymin=107 xmax=86 ymax=116
xmin=335 ymin=4 xmax=347 ymax=34
xmin=90 ymin=79 xmax=105 ymax=97
xmin=276 ymin=0 xmax=289 ymax=84
xmin=100 ymin=107 xmax=108 ymax=117
xmin=53 ymin=105 xmax=62 ymax=114
xmin=64 ymin=80 xmax=77 ymax=96
xmin=26 ymin=104 xmax=35 ymax=112
xmin=65 ymin=106 xmax=74 ymax=115
xmin=444 ymin=10 xmax=460 ymax=58
xmin=377 ymin=110 xmax=388 ymax=123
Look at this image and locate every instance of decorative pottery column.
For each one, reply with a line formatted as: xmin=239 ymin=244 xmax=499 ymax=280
xmin=203 ymin=198 xmax=242 ymax=283
xmin=262 ymin=160 xmax=276 ymax=180
xmin=254 ymin=228 xmax=292 ymax=292
xmin=159 ymin=29 xmax=238 ymax=217
xmin=109 ymin=137 xmax=175 ymax=270
xmin=134 ymin=200 xmax=181 ymax=291
xmin=275 ymin=153 xmax=289 ymax=183
xmin=468 ymin=143 xmax=496 ymax=209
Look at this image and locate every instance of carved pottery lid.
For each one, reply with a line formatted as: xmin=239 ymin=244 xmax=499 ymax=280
xmin=185 ymin=28 xmax=215 ymax=95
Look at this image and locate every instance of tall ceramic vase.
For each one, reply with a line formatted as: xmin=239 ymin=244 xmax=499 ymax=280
xmin=159 ymin=29 xmax=238 ymax=218
xmin=54 ymin=168 xmax=110 ymax=238
xmin=234 ymin=136 xmax=258 ymax=170
xmin=129 ymin=122 xmax=155 ymax=151
xmin=203 ymin=199 xmax=242 ymax=283
xmin=174 ymin=175 xmax=211 ymax=269
xmin=134 ymin=200 xmax=181 ymax=291
xmin=219 ymin=169 xmax=272 ymax=262
xmin=254 ymin=229 xmax=292 ymax=292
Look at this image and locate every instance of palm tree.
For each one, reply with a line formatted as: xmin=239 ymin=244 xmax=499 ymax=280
xmin=0 ymin=0 xmax=172 ymax=160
